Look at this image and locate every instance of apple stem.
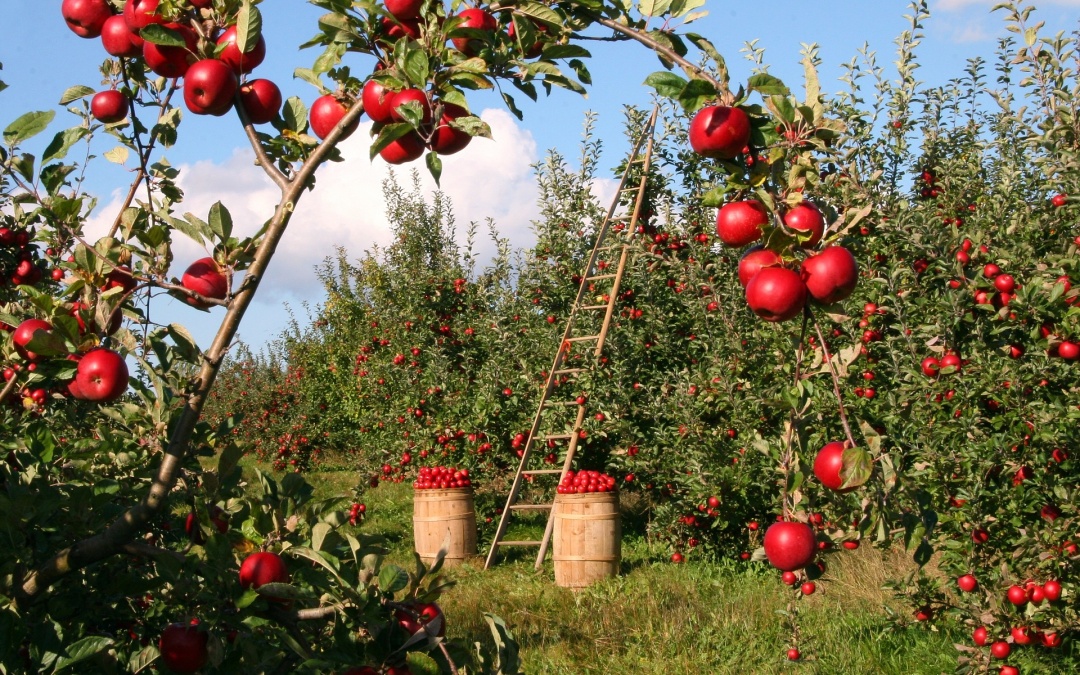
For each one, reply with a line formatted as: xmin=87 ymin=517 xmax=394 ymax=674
xmin=809 ymin=310 xmax=858 ymax=450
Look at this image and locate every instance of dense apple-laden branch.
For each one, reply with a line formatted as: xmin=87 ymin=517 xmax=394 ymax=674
xmin=17 ymin=99 xmax=366 ymax=602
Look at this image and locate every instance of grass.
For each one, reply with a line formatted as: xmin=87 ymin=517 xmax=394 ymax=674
xmin=242 ymin=459 xmax=964 ymax=674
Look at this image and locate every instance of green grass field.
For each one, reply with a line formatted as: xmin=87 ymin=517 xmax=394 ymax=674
xmin=252 ymin=461 xmax=969 ymax=674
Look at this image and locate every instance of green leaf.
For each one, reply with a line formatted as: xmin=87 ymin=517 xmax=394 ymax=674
xmin=405 ymin=652 xmax=441 ymax=675
xmin=643 ymin=71 xmax=688 ymax=99
xmin=639 ymin=0 xmax=673 ymax=17
xmin=378 ymin=564 xmax=410 ymax=594
xmin=53 ymin=635 xmax=114 ymax=671
xmin=839 ymin=447 xmax=873 ymax=491
xmin=913 ymin=540 xmax=933 ymax=567
xmin=167 ymin=323 xmax=201 ymax=361
xmin=369 ymin=123 xmax=415 ymax=160
xmin=237 ymin=0 xmax=263 ymax=55
xmin=541 ymin=44 xmax=591 ymax=60
xmin=59 ymin=85 xmax=95 ymax=105
xmin=208 ymin=201 xmax=233 ymax=240
xmin=747 ymin=73 xmax=790 ymax=97
xmin=426 ymin=151 xmax=442 ymax=187
xmin=283 ymin=96 xmax=308 ymax=133
xmin=4 ymin=110 xmax=55 ymax=146
xmin=140 ymin=23 xmax=186 ymax=47
xmin=104 ymin=146 xmax=130 ymax=164
xmin=40 ymin=163 xmax=77 ymax=196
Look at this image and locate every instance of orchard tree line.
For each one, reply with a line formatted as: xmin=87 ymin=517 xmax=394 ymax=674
xmin=0 ymin=0 xmax=1078 ymax=672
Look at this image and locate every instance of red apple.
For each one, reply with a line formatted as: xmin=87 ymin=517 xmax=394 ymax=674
xmin=688 ymin=105 xmax=751 ymax=159
xmin=389 ymin=87 xmax=433 ymax=123
xmin=451 ymin=8 xmax=497 ymax=56
xmin=716 ymin=200 xmax=768 ymax=247
xmin=1006 ymin=584 xmax=1028 ymax=606
xmin=123 ymin=0 xmax=162 ymax=32
xmin=379 ymin=132 xmax=426 ymax=165
xmin=801 ymin=245 xmax=858 ymax=304
xmin=920 ymin=356 xmax=939 ymax=377
xmin=181 ymin=257 xmax=228 ymax=308
xmin=216 ymin=25 xmax=267 ymax=74
xmin=158 ymin=623 xmax=208 ymax=674
xmin=362 ymin=79 xmax=395 ymax=123
xmin=91 ymin=90 xmax=128 ymax=124
xmin=1043 ymin=579 xmax=1062 ymax=601
xmin=183 ymin=59 xmax=238 ymax=116
xmin=394 ymin=602 xmax=445 ymax=637
xmin=239 ymin=79 xmax=282 ymax=125
xmin=62 ymin=0 xmax=113 ymax=38
xmin=783 ymin=202 xmax=825 ymax=248
xmin=972 ymin=626 xmax=988 ymax=646
xmin=1058 ymin=341 xmax=1079 ymax=360
xmin=737 ymin=246 xmax=782 ymax=288
xmin=428 ymin=103 xmax=472 ymax=155
xmin=384 ymin=0 xmax=425 ymax=20
xmin=142 ymin=23 xmax=196 ymax=78
xmin=990 ymin=641 xmax=1010 ymax=660
xmin=507 ymin=19 xmax=546 ymax=59
xmin=239 ymin=551 xmax=290 ymax=590
xmin=763 ymin=521 xmax=816 ymax=571
xmin=310 ymin=94 xmax=359 ymax=141
xmin=745 ymin=266 xmax=807 ymax=322
xmin=813 ymin=441 xmax=857 ymax=492
xmin=379 ymin=16 xmax=421 ymax=42
xmin=13 ymin=319 xmax=53 ymax=362
xmin=75 ymin=347 xmax=129 ymax=403
xmin=100 ymin=15 xmax=142 ymax=57
xmin=1052 ymin=193 xmax=1068 ymax=207
xmin=957 ymin=574 xmax=977 ymax=592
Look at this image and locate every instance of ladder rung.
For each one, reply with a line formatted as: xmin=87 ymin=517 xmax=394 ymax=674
xmin=597 ymin=244 xmax=624 ymax=252
xmin=566 ymin=335 xmax=600 ymax=342
xmin=523 ymin=469 xmax=563 ymax=475
xmin=612 ymin=214 xmax=633 ymax=221
xmin=542 ymin=434 xmax=573 ymax=440
xmin=510 ymin=503 xmax=554 ymax=510
xmin=497 ymin=540 xmax=542 ymax=547
xmin=553 ymin=368 xmax=586 ymax=375
xmin=544 ymin=400 xmax=580 ymax=407
xmin=587 ymin=273 xmax=617 ymax=281
xmin=619 ymin=186 xmax=639 ymax=192
xmin=580 ymin=305 xmax=608 ymax=311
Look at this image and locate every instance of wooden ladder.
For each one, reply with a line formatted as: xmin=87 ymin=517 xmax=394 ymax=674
xmin=484 ymin=106 xmax=659 ymax=571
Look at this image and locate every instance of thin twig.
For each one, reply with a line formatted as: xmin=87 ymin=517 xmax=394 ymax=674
xmin=809 ymin=310 xmax=857 ymax=449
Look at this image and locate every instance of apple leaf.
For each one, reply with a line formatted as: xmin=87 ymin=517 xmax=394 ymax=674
xmin=208 ymin=201 xmax=233 ymax=240
xmin=313 ymin=44 xmax=345 ymax=75
xmin=678 ymin=78 xmax=719 ymax=114
xmin=671 ymin=0 xmax=707 ymax=19
xmin=426 ymin=151 xmax=442 ymax=187
xmin=139 ymin=23 xmax=185 ymax=47
xmin=4 ymin=110 xmax=54 ymax=146
xmin=236 ymin=0 xmax=263 ymax=55
xmin=540 ymin=44 xmax=590 ymax=60
xmin=51 ymin=636 xmax=114 ymax=671
xmin=104 ymin=146 xmax=129 ymax=165
xmin=839 ymin=446 xmax=873 ymax=491
xmin=483 ymin=613 xmax=522 ymax=675
xmin=167 ymin=323 xmax=201 ymax=362
xmin=639 ymin=0 xmax=673 ymax=18
xmin=128 ymin=644 xmax=158 ymax=673
xmin=40 ymin=163 xmax=77 ymax=197
xmin=406 ymin=653 xmax=441 ymax=675
xmin=748 ymin=73 xmax=791 ymax=97
xmin=58 ymin=85 xmax=95 ymax=105
xmin=643 ymin=71 xmax=687 ymax=99
xmin=516 ymin=1 xmax=564 ymax=28
xmin=282 ymin=96 xmax=308 ymax=133
xmin=378 ymin=564 xmax=410 ymax=594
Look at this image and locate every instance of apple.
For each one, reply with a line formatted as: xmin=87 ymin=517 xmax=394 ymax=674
xmin=62 ymin=0 xmax=113 ymax=38
xmin=216 ymin=25 xmax=267 ymax=74
xmin=239 ymin=551 xmax=290 ymax=590
xmin=183 ymin=59 xmax=238 ymax=116
xmin=1052 ymin=193 xmax=1067 ymax=207
xmin=990 ymin=641 xmax=1011 ymax=660
xmin=786 ymin=648 xmax=800 ymax=661
xmin=379 ymin=16 xmax=422 ymax=42
xmin=801 ymin=581 xmax=816 ymax=595
xmin=123 ymin=0 xmax=162 ymax=32
xmin=920 ymin=356 xmax=940 ymax=377
xmin=972 ymin=626 xmax=989 ymax=646
xmin=688 ymin=105 xmax=751 ymax=159
xmin=783 ymin=202 xmax=825 ymax=248
xmin=1011 ymin=626 xmax=1032 ymax=645
xmin=239 ymin=79 xmax=282 ymax=125
xmin=745 ymin=266 xmax=807 ymax=322
xmin=801 ymin=245 xmax=858 ymax=304
xmin=1058 ymin=341 xmax=1079 ymax=360
xmin=1041 ymin=632 xmax=1061 ymax=648
xmin=957 ymin=574 xmax=977 ymax=592
xmin=13 ymin=319 xmax=53 ymax=362
xmin=379 ymin=132 xmax=426 ymax=165
xmin=389 ymin=88 xmax=433 ymax=123
xmin=716 ymin=200 xmax=768 ymax=247
xmin=1006 ymin=584 xmax=1028 ymax=606
xmin=670 ymin=552 xmax=684 ymax=563
xmin=507 ymin=19 xmax=546 ymax=59
xmin=813 ymin=441 xmax=857 ymax=492
xmin=104 ymin=265 xmax=138 ymax=294
xmin=143 ymin=23 xmax=197 ymax=78
xmin=181 ymin=257 xmax=228 ymax=308
xmin=939 ymin=353 xmax=962 ymax=373
xmin=737 ymin=246 xmax=782 ymax=288
xmin=362 ymin=79 xmax=395 ymax=123
xmin=994 ymin=273 xmax=1016 ymax=293
xmin=91 ymin=90 xmax=128 ymax=124
xmin=185 ymin=507 xmax=228 ymax=542
xmin=75 ymin=347 xmax=129 ymax=403
xmin=385 ymin=0 xmax=425 ymax=20
xmin=158 ymin=623 xmax=208 ymax=674
xmin=983 ymin=263 xmax=1001 ymax=278
xmin=100 ymin=15 xmax=142 ymax=57
xmin=310 ymin=94 xmax=359 ymax=141
xmin=428 ymin=103 xmax=472 ymax=155
xmin=451 ymin=8 xmax=497 ymax=56
xmin=762 ymin=521 xmax=816 ymax=571
xmin=394 ymin=602 xmax=445 ymax=637
xmin=999 ymin=667 xmax=1019 ymax=675
xmin=1042 ymin=579 xmax=1062 ymax=601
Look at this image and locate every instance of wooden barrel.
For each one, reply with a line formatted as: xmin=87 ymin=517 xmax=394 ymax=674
xmin=413 ymin=487 xmax=477 ymax=567
xmin=553 ymin=491 xmax=621 ymax=589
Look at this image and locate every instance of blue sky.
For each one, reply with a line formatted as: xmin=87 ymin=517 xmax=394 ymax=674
xmin=3 ymin=0 xmax=1080 ymax=350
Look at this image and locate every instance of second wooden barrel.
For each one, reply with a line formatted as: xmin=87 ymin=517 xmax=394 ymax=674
xmin=552 ymin=491 xmax=621 ymax=589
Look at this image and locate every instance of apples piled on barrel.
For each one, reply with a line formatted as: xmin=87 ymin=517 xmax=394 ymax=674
xmin=688 ymin=102 xmax=859 ymax=323
xmin=557 ymin=469 xmax=617 ymax=494
xmin=413 ymin=465 xmax=471 ymax=489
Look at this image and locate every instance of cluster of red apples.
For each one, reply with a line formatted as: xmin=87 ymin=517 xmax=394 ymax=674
xmin=688 ymin=104 xmax=858 ymax=322
xmin=413 ymin=465 xmax=472 ymax=489
xmin=557 ymin=469 xmax=617 ymax=494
